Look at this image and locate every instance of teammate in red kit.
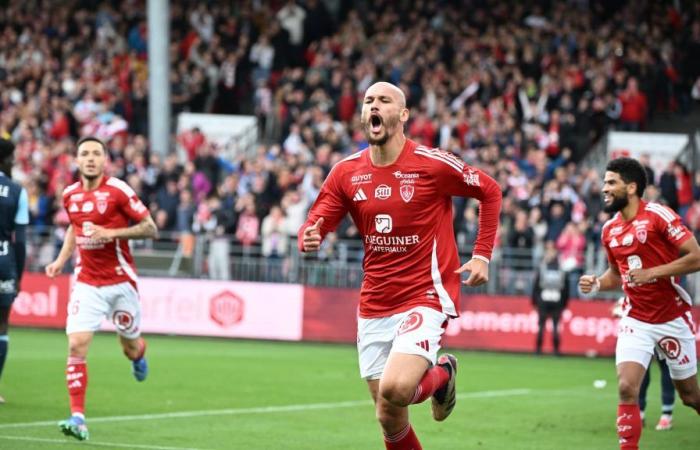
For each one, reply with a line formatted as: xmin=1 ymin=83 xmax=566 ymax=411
xmin=298 ymin=82 xmax=502 ymax=449
xmin=579 ymin=157 xmax=700 ymax=450
xmin=45 ymin=136 xmax=158 ymax=441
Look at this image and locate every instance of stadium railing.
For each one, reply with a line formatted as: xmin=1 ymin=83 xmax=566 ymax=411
xmin=23 ymin=226 xmax=667 ymax=300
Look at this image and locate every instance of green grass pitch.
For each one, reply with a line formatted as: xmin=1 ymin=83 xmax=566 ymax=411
xmin=0 ymin=328 xmax=697 ymax=449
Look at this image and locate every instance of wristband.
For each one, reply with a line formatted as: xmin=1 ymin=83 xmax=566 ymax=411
xmin=472 ymin=255 xmax=490 ymax=265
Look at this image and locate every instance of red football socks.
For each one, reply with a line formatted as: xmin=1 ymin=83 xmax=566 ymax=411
xmin=384 ymin=424 xmax=422 ymax=450
xmin=617 ymin=403 xmax=641 ymax=450
xmin=409 ymin=365 xmax=450 ymax=404
xmin=66 ymin=356 xmax=87 ymax=416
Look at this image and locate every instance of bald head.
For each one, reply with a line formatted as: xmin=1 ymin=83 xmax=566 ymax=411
xmin=365 ymin=82 xmax=406 ymax=108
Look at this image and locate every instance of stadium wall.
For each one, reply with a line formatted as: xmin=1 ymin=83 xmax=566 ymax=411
xmin=13 ymin=274 xmax=700 ymax=357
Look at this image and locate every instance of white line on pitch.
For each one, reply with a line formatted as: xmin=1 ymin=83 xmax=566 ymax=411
xmin=0 ymin=388 xmax=531 ymax=430
xmin=0 ymin=435 xmax=206 ymax=450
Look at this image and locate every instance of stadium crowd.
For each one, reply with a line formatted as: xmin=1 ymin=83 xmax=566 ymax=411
xmin=1 ymin=0 xmax=700 ymax=284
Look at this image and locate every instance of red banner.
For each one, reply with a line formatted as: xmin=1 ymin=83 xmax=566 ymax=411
xmin=302 ymin=287 xmax=358 ymax=342
xmin=302 ymin=288 xmax=700 ymax=356
xmin=10 ymin=273 xmax=70 ymax=328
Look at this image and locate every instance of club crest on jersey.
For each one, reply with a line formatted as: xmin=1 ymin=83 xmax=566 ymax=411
xmin=635 ymin=227 xmax=647 ymax=244
xmin=95 ymin=191 xmax=110 ymax=214
xmin=374 ymin=184 xmax=391 ymax=200
xmin=400 ymin=184 xmax=414 ymax=202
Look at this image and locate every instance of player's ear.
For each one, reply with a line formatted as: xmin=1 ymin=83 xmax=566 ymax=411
xmin=627 ymin=181 xmax=637 ymax=196
xmin=400 ymin=107 xmax=409 ymax=124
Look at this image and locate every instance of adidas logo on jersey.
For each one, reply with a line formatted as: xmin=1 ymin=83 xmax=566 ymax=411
xmin=353 ymin=188 xmax=368 ymax=202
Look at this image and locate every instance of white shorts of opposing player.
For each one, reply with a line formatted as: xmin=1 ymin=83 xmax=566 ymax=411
xmin=357 ymin=306 xmax=448 ymax=380
xmin=66 ymin=282 xmax=142 ymax=340
xmin=616 ymin=314 xmax=698 ymax=380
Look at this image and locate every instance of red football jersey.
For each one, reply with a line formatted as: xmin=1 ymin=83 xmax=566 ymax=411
xmin=63 ymin=176 xmax=149 ymax=287
xmin=602 ymin=201 xmax=693 ymax=323
xmin=298 ymin=139 xmax=502 ymax=318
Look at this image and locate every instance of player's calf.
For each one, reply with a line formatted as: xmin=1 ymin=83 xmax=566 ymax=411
xmin=122 ymin=337 xmax=148 ymax=382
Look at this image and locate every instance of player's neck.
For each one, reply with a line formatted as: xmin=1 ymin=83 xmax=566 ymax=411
xmin=369 ymin=133 xmax=406 ymax=167
xmin=620 ymin=197 xmax=641 ymax=221
xmin=81 ymin=174 xmax=104 ymax=191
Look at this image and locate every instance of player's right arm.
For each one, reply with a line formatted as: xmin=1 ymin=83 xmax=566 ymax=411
xmin=297 ymin=166 xmax=349 ymax=252
xmin=579 ymin=245 xmax=622 ymax=293
xmin=45 ymin=225 xmax=75 ymax=278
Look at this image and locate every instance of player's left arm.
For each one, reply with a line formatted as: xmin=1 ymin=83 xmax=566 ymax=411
xmin=628 ymin=236 xmax=700 ymax=284
xmin=92 ymin=214 xmax=158 ymax=241
xmin=437 ymin=159 xmax=502 ymax=286
xmin=91 ymin=187 xmax=158 ymax=241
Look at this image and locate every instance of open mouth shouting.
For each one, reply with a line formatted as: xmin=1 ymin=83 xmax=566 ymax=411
xmin=369 ymin=113 xmax=383 ymax=135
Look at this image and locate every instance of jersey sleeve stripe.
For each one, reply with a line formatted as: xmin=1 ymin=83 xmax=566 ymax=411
xmin=645 ymin=204 xmax=675 ymax=223
xmin=415 ymin=150 xmax=463 ymax=173
xmin=340 ymin=150 xmax=363 ymax=162
xmin=600 ymin=216 xmax=617 ymax=233
xmin=106 ymin=177 xmax=137 ymax=198
xmin=415 ymin=146 xmax=465 ymax=167
xmin=62 ymin=182 xmax=81 ymax=197
xmin=15 ymin=187 xmax=29 ymax=225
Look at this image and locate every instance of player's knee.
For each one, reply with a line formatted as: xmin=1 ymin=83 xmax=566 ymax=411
xmin=617 ymin=379 xmax=639 ymax=402
xmin=68 ymin=337 xmax=90 ymax=357
xmin=379 ymin=381 xmax=413 ymax=406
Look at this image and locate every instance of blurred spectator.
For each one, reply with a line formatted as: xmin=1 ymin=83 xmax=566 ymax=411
xmin=659 ymin=162 xmax=679 ymax=211
xmin=618 ymin=78 xmax=648 ymax=131
xmin=235 ymin=194 xmax=260 ymax=252
xmin=531 ymin=242 xmax=569 ymax=356
xmin=178 ymin=127 xmax=207 ymax=162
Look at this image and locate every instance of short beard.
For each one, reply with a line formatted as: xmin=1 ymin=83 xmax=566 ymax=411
xmin=603 ymin=194 xmax=628 ymax=213
xmin=82 ymin=172 xmax=100 ymax=181
xmin=367 ymin=130 xmax=389 ymax=146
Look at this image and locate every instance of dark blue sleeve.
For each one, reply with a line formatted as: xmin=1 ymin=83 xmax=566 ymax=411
xmin=14 ymin=224 xmax=26 ymax=284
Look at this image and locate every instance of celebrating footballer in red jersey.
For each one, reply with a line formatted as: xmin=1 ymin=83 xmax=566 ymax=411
xmin=579 ymin=157 xmax=700 ymax=450
xmin=45 ymin=136 xmax=158 ymax=441
xmin=299 ymin=82 xmax=502 ymax=450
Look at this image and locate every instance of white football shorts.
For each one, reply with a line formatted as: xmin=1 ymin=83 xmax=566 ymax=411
xmin=357 ymin=306 xmax=448 ymax=380
xmin=66 ymin=281 xmax=142 ymax=340
xmin=616 ymin=313 xmax=697 ymax=380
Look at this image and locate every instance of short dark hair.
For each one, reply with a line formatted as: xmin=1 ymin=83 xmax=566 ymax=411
xmin=76 ymin=136 xmax=106 ymax=153
xmin=606 ymin=157 xmax=647 ymax=197
xmin=0 ymin=138 xmax=15 ymax=158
